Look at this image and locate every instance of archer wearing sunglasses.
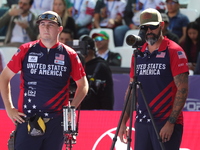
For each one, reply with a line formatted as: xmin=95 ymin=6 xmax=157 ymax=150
xmin=119 ymin=8 xmax=189 ymax=150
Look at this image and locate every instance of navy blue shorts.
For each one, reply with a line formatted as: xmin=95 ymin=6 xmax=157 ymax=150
xmin=134 ymin=122 xmax=183 ymax=150
xmin=14 ymin=115 xmax=64 ymax=150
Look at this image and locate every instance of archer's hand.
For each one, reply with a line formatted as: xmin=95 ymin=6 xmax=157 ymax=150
xmin=6 ymin=107 xmax=26 ymax=124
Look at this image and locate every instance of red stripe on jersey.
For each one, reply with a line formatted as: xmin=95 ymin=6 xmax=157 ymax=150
xmin=18 ymin=88 xmax=25 ymax=113
xmin=159 ymin=107 xmax=171 ymax=119
xmin=18 ymin=72 xmax=25 ymax=113
xmin=152 ymin=91 xmax=173 ymax=114
xmin=44 ymin=84 xmax=68 ymax=106
xmin=149 ymin=81 xmax=174 ymax=107
xmin=49 ymin=90 xmax=68 ymax=110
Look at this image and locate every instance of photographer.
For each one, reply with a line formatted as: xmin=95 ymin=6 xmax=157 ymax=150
xmin=79 ymin=35 xmax=114 ymax=110
xmin=119 ymin=8 xmax=188 ymax=150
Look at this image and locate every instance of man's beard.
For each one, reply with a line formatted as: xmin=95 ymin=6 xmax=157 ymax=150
xmin=145 ymin=28 xmax=161 ymax=45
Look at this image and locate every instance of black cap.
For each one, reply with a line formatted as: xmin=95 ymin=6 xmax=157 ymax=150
xmin=36 ymin=11 xmax=62 ymax=26
xmin=79 ymin=35 xmax=95 ymax=51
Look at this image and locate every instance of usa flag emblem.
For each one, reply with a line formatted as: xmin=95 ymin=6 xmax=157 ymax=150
xmin=55 ymin=53 xmax=64 ymax=61
xmin=156 ymin=52 xmax=166 ymax=58
xmin=177 ymin=51 xmax=186 ymax=59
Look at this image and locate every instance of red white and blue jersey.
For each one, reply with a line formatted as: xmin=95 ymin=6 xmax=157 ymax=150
xmin=130 ymin=37 xmax=189 ymax=125
xmin=7 ymin=40 xmax=86 ymax=118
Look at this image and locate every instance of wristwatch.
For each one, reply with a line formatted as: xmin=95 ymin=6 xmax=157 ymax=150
xmin=168 ymin=117 xmax=176 ymax=124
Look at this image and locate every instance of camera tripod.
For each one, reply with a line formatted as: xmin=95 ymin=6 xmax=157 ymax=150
xmin=110 ymin=46 xmax=165 ymax=150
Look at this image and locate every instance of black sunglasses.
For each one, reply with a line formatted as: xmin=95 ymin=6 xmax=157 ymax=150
xmin=140 ymin=24 xmax=160 ymax=31
xmin=37 ymin=14 xmax=61 ymax=26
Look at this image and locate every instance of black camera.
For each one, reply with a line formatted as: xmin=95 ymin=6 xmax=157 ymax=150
xmin=66 ymin=40 xmax=88 ymax=56
xmin=126 ymin=34 xmax=144 ymax=46
xmin=126 ymin=28 xmax=147 ymax=47
xmin=88 ymin=75 xmax=106 ymax=95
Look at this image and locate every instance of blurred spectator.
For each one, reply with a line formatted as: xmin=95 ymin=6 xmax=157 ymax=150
xmin=114 ymin=0 xmax=135 ymax=47
xmin=6 ymin=0 xmax=19 ymax=8
xmin=69 ymin=0 xmax=96 ymax=38
xmin=0 ymin=0 xmax=38 ymax=47
xmin=53 ymin=0 xmax=76 ymax=37
xmin=166 ymin=0 xmax=189 ymax=43
xmin=79 ymin=35 xmax=114 ymax=110
xmin=0 ymin=4 xmax=9 ymax=38
xmin=64 ymin=0 xmax=73 ymax=9
xmin=161 ymin=12 xmax=179 ymax=43
xmin=93 ymin=0 xmax=126 ymax=29
xmin=93 ymin=0 xmax=126 ymax=47
xmin=123 ymin=0 xmax=137 ymax=29
xmin=92 ymin=30 xmax=122 ymax=66
xmin=30 ymin=0 xmax=54 ymax=17
xmin=114 ymin=0 xmax=166 ymax=47
xmin=132 ymin=0 xmax=165 ymax=26
xmin=180 ymin=21 xmax=200 ymax=72
xmin=59 ymin=28 xmax=74 ymax=44
xmin=138 ymin=0 xmax=165 ymax=11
